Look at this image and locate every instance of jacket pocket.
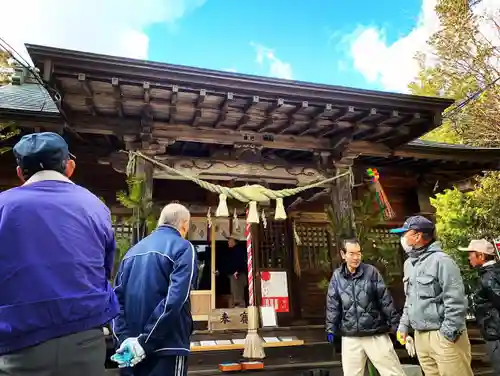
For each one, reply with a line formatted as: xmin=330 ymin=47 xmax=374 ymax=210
xmin=416 ymin=275 xmax=436 ymax=299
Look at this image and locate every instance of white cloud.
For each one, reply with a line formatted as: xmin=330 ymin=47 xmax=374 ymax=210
xmin=250 ymin=42 xmax=293 ymax=80
xmin=0 ymin=0 xmax=206 ymax=64
xmin=223 ymin=68 xmax=238 ymax=73
xmin=346 ymin=0 xmax=500 ymax=93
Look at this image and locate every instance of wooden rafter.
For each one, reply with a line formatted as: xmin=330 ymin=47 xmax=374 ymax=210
xmin=77 ymin=73 xmax=96 ymax=116
xmin=169 ymin=85 xmax=179 ymax=124
xmin=111 ymin=77 xmax=124 ymax=117
xmin=214 ymin=92 xmax=234 ymax=128
xmin=237 ymin=96 xmax=260 ymax=131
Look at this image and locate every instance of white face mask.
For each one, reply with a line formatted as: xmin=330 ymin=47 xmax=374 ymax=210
xmin=400 ymin=236 xmax=413 ymax=254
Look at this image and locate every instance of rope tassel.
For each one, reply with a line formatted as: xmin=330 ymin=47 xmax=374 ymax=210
xmin=215 ymin=193 xmax=229 ymax=217
xmin=247 ymin=201 xmax=259 ymax=224
xmin=274 ymin=197 xmax=287 ymax=220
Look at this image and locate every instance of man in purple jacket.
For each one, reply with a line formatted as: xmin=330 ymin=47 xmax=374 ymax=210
xmin=0 ymin=132 xmax=119 ymax=375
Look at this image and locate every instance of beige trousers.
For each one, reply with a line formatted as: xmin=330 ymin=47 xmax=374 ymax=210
xmin=414 ymin=330 xmax=473 ymax=376
xmin=229 ymin=273 xmax=247 ymax=307
xmin=341 ymin=334 xmax=406 ymax=376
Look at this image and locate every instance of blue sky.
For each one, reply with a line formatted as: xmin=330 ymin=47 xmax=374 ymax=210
xmin=145 ymin=0 xmax=422 ymax=91
xmin=3 ymin=0 xmax=435 ymax=94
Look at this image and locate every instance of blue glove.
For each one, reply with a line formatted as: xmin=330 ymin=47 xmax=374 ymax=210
xmin=111 ymin=337 xmax=146 ymax=368
xmin=327 ymin=332 xmax=335 ymax=343
xmin=111 ymin=348 xmax=133 ymax=368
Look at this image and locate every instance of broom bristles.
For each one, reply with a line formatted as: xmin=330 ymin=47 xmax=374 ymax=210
xmin=243 ymin=330 xmax=265 ymax=359
xmin=243 ymin=306 xmax=265 ymax=359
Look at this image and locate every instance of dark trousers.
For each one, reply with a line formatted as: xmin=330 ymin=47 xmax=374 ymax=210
xmin=486 ymin=340 xmax=500 ymax=375
xmin=120 ymin=355 xmax=188 ymax=376
xmin=0 ymin=328 xmax=105 ymax=376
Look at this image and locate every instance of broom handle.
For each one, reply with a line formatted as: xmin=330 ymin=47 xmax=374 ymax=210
xmin=246 ymin=209 xmax=255 ymax=306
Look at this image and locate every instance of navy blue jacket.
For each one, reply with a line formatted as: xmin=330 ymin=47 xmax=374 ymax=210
xmin=112 ymin=226 xmax=198 ymax=356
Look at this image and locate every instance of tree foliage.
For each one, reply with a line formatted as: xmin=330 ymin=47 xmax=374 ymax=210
xmin=116 ymin=176 xmax=156 ymax=243
xmin=0 ymin=51 xmax=20 ymax=154
xmin=0 ymin=50 xmax=13 ymax=86
xmin=325 ymin=189 xmax=402 ymax=284
xmin=431 ymin=172 xmax=500 ymax=291
xmin=409 ymin=0 xmax=500 ymax=146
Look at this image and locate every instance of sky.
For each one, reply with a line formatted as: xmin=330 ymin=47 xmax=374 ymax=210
xmin=0 ymin=0 xmax=498 ymax=94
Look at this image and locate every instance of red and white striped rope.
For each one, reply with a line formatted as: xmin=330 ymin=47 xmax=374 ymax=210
xmin=246 ymin=211 xmax=254 ymax=306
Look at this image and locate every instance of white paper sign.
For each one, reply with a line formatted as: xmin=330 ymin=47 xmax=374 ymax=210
xmin=260 ymin=271 xmax=289 ymax=313
xmin=260 ymin=306 xmax=277 ymax=327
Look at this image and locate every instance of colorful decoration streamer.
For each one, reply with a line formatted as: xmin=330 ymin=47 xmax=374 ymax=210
xmin=366 ymin=168 xmax=395 ymax=220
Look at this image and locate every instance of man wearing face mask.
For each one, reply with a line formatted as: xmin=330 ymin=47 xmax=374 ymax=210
xmin=460 ymin=239 xmax=500 ymax=374
xmin=112 ymin=203 xmax=197 ymax=376
xmin=325 ymin=239 xmax=405 ymax=376
xmin=391 ymin=216 xmax=473 ymax=376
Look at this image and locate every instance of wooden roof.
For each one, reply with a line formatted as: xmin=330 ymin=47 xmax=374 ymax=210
xmin=10 ymin=43 xmax=499 ymax=184
xmin=26 ymin=43 xmax=453 ymax=157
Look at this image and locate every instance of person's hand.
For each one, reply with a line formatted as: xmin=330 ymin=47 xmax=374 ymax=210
xmin=115 ymin=337 xmax=145 ymax=367
xmin=396 ymin=330 xmax=407 ymax=345
xmin=405 ymin=336 xmax=416 ymax=357
xmin=233 ymin=272 xmax=239 ymax=279
xmin=326 ymin=332 xmax=335 ymax=344
xmin=214 ymin=270 xmax=219 ymax=276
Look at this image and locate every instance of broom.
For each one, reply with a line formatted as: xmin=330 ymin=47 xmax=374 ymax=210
xmin=243 ymin=208 xmax=265 ymax=359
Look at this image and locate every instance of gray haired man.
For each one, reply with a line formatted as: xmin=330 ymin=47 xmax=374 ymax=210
xmin=391 ymin=216 xmax=473 ymax=376
xmin=112 ymin=203 xmax=197 ymax=376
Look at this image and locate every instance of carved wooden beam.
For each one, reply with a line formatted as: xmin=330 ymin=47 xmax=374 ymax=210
xmin=152 ymin=123 xmax=330 ymax=151
xmin=106 ymin=152 xmax=327 ymax=185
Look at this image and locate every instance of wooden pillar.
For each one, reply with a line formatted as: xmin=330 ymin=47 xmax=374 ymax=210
xmin=131 ymin=156 xmax=154 ymax=244
xmin=328 ymin=155 xmax=356 ymax=255
xmin=417 ymin=183 xmax=436 ymax=219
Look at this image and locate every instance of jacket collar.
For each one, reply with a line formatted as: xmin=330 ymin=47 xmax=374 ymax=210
xmin=156 ymin=225 xmax=183 ymax=237
xmin=23 ymin=170 xmax=74 ymax=186
xmin=340 ymin=262 xmax=365 ymax=279
xmin=480 ymin=260 xmax=500 ymax=275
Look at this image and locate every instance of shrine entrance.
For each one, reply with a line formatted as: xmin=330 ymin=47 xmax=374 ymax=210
xmin=188 ymin=215 xmax=250 ymax=331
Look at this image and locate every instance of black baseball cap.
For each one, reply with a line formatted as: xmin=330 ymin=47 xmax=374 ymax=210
xmin=390 ymin=215 xmax=435 ymax=234
xmin=13 ymin=132 xmax=73 ymax=172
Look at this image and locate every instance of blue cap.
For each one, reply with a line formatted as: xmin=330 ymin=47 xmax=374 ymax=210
xmin=13 ymin=132 xmax=70 ymax=172
xmin=390 ymin=215 xmax=435 ymax=234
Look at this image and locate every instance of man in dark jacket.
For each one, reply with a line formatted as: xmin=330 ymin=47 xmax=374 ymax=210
xmin=325 ymin=239 xmax=404 ymax=376
xmin=0 ymin=133 xmax=119 ymax=376
xmin=225 ymin=234 xmax=247 ymax=307
xmin=112 ymin=203 xmax=197 ymax=376
xmin=461 ymin=239 xmax=500 ymax=374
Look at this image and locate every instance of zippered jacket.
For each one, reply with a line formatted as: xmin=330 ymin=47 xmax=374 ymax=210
xmin=112 ymin=226 xmax=198 ymax=356
xmin=326 ymin=262 xmax=399 ymax=336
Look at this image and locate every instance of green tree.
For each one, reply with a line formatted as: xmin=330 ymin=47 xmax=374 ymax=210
xmin=410 ymin=1 xmax=500 ymax=307
xmin=116 ymin=176 xmax=156 ymax=243
xmin=0 ymin=50 xmax=13 ymax=85
xmin=409 ymin=0 xmax=500 ymax=146
xmin=431 ymin=172 xmax=500 ymax=292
